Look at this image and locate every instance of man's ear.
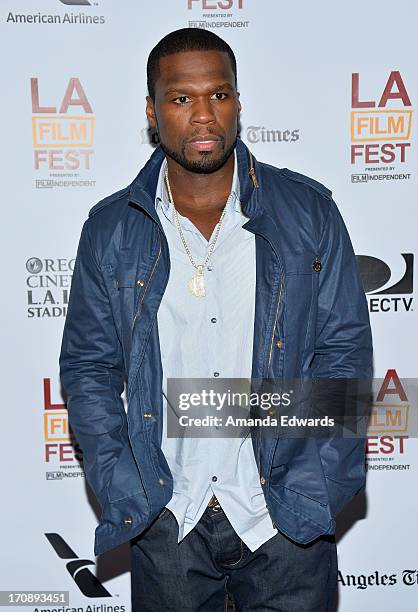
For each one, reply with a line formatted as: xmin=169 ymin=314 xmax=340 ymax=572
xmin=146 ymin=95 xmax=156 ymax=128
xmin=237 ymin=91 xmax=242 ymax=116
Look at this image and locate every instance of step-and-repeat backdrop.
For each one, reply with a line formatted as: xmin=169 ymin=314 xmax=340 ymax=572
xmin=1 ymin=1 xmax=417 ymax=610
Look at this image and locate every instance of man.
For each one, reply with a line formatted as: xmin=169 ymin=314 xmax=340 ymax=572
xmin=60 ymin=28 xmax=372 ymax=611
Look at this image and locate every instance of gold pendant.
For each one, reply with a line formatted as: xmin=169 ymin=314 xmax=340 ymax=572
xmin=188 ymin=265 xmax=206 ymax=297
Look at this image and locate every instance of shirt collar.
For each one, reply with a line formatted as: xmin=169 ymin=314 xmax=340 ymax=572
xmin=155 ymin=149 xmax=241 ymax=217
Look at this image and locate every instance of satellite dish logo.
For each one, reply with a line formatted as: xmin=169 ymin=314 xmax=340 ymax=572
xmin=356 ymin=253 xmax=414 ymax=313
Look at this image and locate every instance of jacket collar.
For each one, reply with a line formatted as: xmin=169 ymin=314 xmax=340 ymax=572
xmin=128 ymin=137 xmax=261 ymax=222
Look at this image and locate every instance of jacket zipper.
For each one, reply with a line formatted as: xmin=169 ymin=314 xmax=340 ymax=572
xmin=131 ymin=231 xmax=162 ymax=337
xmin=265 ymin=276 xmax=283 ymax=377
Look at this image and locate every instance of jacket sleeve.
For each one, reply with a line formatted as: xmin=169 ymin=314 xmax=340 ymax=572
xmin=59 ymin=218 xmax=128 ymax=509
xmin=311 ymin=197 xmax=373 ymax=517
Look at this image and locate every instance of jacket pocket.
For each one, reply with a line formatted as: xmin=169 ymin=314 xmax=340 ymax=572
xmin=102 ymin=258 xmax=155 ymax=369
xmin=285 ymin=252 xmax=320 ymax=275
xmin=268 ymin=482 xmax=331 ymax=536
xmin=283 ymin=252 xmax=320 ymax=371
xmin=269 ymin=438 xmax=329 ymax=507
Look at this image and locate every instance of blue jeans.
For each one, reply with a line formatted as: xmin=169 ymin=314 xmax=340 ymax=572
xmin=130 ymin=503 xmax=338 ymax=611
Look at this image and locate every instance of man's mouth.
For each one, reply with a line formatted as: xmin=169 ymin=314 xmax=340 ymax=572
xmin=188 ymin=135 xmax=222 ymax=152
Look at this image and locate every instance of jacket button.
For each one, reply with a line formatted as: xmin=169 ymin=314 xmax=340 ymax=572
xmin=312 ymin=258 xmax=322 ymax=272
xmin=144 ymin=412 xmax=152 ymax=418
xmin=136 ymin=279 xmax=145 ymax=286
xmin=272 ymin=520 xmax=277 ymax=529
xmin=158 ymin=478 xmax=165 ymax=485
xmin=123 ymin=516 xmax=133 ymax=525
xmin=276 ymin=339 xmax=282 ymax=349
xmin=260 ymin=476 xmax=266 ymax=485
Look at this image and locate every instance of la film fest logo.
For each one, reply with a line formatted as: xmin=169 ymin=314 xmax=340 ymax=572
xmin=366 ymin=370 xmax=411 ymax=468
xmin=187 ymin=0 xmax=249 ymax=30
xmin=31 ymin=78 xmax=97 ymax=188
xmin=356 ymin=253 xmax=414 ymax=313
xmin=43 ymin=378 xmax=83 ymax=466
xmin=350 ymin=71 xmax=413 ymax=183
xmin=26 ymin=256 xmax=74 ymax=319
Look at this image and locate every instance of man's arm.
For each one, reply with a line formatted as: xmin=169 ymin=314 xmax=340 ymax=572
xmin=59 ymin=218 xmax=128 ymax=509
xmin=311 ymin=198 xmax=373 ymax=517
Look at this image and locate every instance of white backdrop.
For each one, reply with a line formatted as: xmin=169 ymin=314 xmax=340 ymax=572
xmin=1 ymin=1 xmax=417 ymax=610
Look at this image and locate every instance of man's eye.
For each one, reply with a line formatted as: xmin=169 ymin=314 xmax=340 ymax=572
xmin=174 ymin=96 xmax=190 ymax=104
xmin=211 ymin=92 xmax=227 ymax=100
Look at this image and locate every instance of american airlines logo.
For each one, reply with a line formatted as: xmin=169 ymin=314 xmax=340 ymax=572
xmin=58 ymin=0 xmax=92 ymax=5
xmin=45 ymin=533 xmax=111 ymax=597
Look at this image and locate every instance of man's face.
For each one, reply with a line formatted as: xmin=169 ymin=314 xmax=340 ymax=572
xmin=146 ymin=50 xmax=241 ymax=174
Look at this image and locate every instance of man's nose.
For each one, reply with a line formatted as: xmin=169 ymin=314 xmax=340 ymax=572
xmin=191 ymin=97 xmax=216 ymax=125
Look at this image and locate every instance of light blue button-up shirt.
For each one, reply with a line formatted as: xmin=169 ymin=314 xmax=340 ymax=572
xmin=155 ymin=151 xmax=277 ymax=552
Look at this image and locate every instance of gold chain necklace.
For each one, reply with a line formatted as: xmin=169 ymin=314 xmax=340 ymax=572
xmin=164 ymin=169 xmax=230 ymax=297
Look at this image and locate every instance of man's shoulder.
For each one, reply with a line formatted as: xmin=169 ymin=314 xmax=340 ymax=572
xmin=88 ymin=185 xmax=131 ymax=219
xmin=258 ymin=161 xmax=333 ymax=201
xmin=82 ymin=186 xmax=133 ymax=258
xmin=87 ymin=147 xmax=163 ymax=222
xmin=83 ymin=185 xmax=133 ymax=248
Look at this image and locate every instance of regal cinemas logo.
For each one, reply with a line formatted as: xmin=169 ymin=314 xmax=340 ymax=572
xmin=366 ymin=370 xmax=411 ymax=467
xmin=350 ymin=71 xmax=413 ymax=183
xmin=26 ymin=256 xmax=74 ymax=318
xmin=43 ymin=378 xmax=83 ymax=465
xmin=31 ymin=77 xmax=96 ymax=188
xmin=356 ymin=253 xmax=414 ymax=313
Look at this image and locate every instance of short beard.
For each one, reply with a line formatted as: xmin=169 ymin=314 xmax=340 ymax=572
xmin=159 ymin=135 xmax=237 ymax=174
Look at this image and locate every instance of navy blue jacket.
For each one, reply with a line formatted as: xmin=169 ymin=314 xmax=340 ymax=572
xmin=59 ymin=138 xmax=372 ymax=556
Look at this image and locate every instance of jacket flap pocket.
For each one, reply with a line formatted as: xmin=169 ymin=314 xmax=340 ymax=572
xmin=116 ymin=256 xmax=156 ymax=288
xmin=116 ymin=269 xmax=136 ymax=288
xmin=285 ymin=252 xmax=319 ymax=275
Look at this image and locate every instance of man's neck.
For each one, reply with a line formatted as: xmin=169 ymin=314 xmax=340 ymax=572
xmin=164 ymin=152 xmax=235 ymax=221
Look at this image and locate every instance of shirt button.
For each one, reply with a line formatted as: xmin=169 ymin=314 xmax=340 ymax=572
xmin=207 ymin=265 xmax=213 ymax=271
xmin=123 ymin=516 xmax=133 ymax=525
xmin=212 ymin=476 xmax=218 ymax=482
xmin=213 ymin=372 xmax=220 ymax=377
xmin=211 ymin=317 xmax=217 ymax=323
